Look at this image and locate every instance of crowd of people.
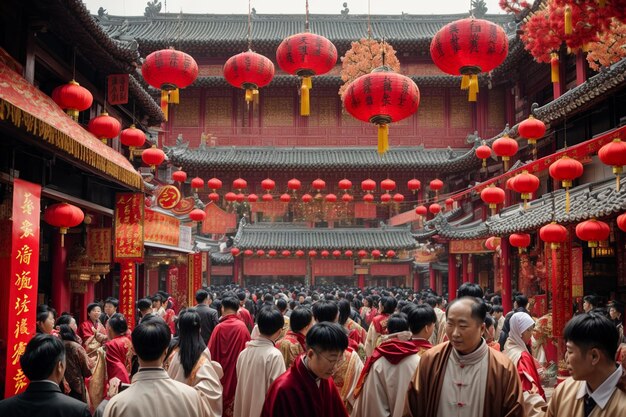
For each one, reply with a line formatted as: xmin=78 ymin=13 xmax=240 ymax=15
xmin=1 ymin=283 xmax=625 ymax=417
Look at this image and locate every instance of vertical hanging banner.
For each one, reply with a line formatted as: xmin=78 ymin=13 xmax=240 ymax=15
xmin=114 ymin=193 xmax=144 ymax=261
xmin=87 ymin=228 xmax=112 ymax=264
xmin=119 ymin=262 xmax=136 ymax=330
xmin=5 ymin=179 xmax=41 ymax=397
xmin=188 ymin=253 xmax=203 ymax=306
xmin=107 ymin=74 xmax=129 ymax=105
xmin=570 ymin=246 xmax=583 ymax=297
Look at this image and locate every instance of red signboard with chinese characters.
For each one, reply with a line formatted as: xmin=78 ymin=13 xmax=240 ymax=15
xmin=188 ymin=253 xmax=203 ymax=306
xmin=107 ymin=74 xmax=129 ymax=105
xmin=5 ymin=179 xmax=41 ymax=397
xmin=156 ymin=185 xmax=182 ymax=210
xmin=312 ymin=259 xmax=354 ymax=277
xmin=244 ymin=258 xmax=307 ymax=276
xmin=202 ymin=203 xmax=237 ymax=234
xmin=87 ymin=228 xmax=112 ymax=264
xmin=370 ymin=263 xmax=410 ymax=276
xmin=449 ymin=239 xmax=491 ymax=254
xmin=119 ymin=261 xmax=136 ymax=330
xmin=571 ymin=246 xmax=583 ymax=297
xmin=354 ymin=202 xmax=377 ymax=219
xmin=144 ymin=209 xmax=180 ymax=246
xmin=114 ymin=193 xmax=144 ymax=261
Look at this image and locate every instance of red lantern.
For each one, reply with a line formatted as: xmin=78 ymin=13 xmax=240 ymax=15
xmin=262 ymin=193 xmax=273 ymax=202
xmin=223 ymin=50 xmax=275 ymax=103
xmin=430 ymin=18 xmax=508 ymax=101
xmin=233 ymin=178 xmax=248 ymax=189
xmin=191 ymin=177 xmax=204 ymax=190
xmin=209 ymin=193 xmax=220 ymax=203
xmin=308 ymin=250 xmax=318 ymax=258
xmin=598 ymin=138 xmax=626 ymax=191
xmin=257 ymin=249 xmax=266 ymax=257
xmin=618 ymin=213 xmax=626 ymax=232
xmin=52 ymin=80 xmax=93 ymax=120
xmin=549 ymin=156 xmax=583 ymax=213
xmin=576 ymin=219 xmax=610 ymax=248
xmin=141 ymin=145 xmax=166 ymax=171
xmin=509 ymin=233 xmax=531 ymax=253
xmin=361 ymin=179 xmax=376 ymax=192
xmin=268 ymin=250 xmax=277 ymax=257
xmin=344 ymin=250 xmax=353 ymax=258
xmin=475 ymin=143 xmax=492 ymax=169
xmin=540 ymin=222 xmax=568 ymax=249
xmin=325 ymin=194 xmax=337 ymax=203
xmin=236 ymin=193 xmax=245 ymax=203
xmin=120 ymin=125 xmax=146 ymax=156
xmin=88 ymin=112 xmax=121 ymax=144
xmin=485 ymin=236 xmax=501 ymax=251
xmin=43 ymin=203 xmax=84 ymax=246
xmin=338 ymin=179 xmax=352 ymax=190
xmin=407 ymin=179 xmax=421 ymax=193
xmin=518 ymin=115 xmax=546 ymax=146
xmin=172 ymin=170 xmax=187 ymax=184
xmin=332 ymin=250 xmax=342 ymax=258
xmin=429 ymin=204 xmax=442 ymax=215
xmin=244 ymin=249 xmax=254 ymax=257
xmin=381 ymin=179 xmax=396 ymax=191
xmin=429 ymin=179 xmax=444 ymax=199
xmin=506 ymin=176 xmax=517 ymax=190
xmin=302 ymin=194 xmax=313 ymax=203
xmin=445 ymin=198 xmax=454 ymax=209
xmin=247 ymin=193 xmax=258 ymax=202
xmin=363 ymin=193 xmax=375 ymax=203
xmin=295 ymin=250 xmax=305 ymax=258
xmin=276 ymin=32 xmax=337 ymax=116
xmin=207 ymin=178 xmax=223 ymax=190
xmin=225 ymin=192 xmax=237 ymax=202
xmin=493 ymin=134 xmax=519 ymax=170
xmin=380 ymin=193 xmax=392 ymax=203
xmin=261 ymin=178 xmax=276 ymax=192
xmin=341 ymin=193 xmax=354 ymax=203
xmin=344 ymin=67 xmax=420 ymax=154
xmin=386 ymin=250 xmax=396 ymax=258
xmin=393 ymin=193 xmax=405 ymax=203
xmin=480 ymin=185 xmax=505 ymax=214
xmin=189 ymin=208 xmax=206 ymax=222
xmin=280 ymin=193 xmax=291 ymax=203
xmin=512 ymin=170 xmax=540 ymax=207
xmin=231 ymin=248 xmax=241 ymax=257
xmin=415 ymin=205 xmax=428 ymax=216
xmin=282 ymin=250 xmax=291 ymax=257
xmin=312 ymin=179 xmax=326 ymax=191
xmin=288 ymin=178 xmax=302 ymax=191
xmin=371 ymin=250 xmax=381 ymax=259
xmin=358 ymin=250 xmax=368 ymax=259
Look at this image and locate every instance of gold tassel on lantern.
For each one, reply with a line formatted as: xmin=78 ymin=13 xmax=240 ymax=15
xmin=378 ymin=124 xmax=389 ymax=155
xmin=564 ymin=6 xmax=573 ymax=35
xmin=300 ymin=76 xmax=311 ymax=116
xmin=468 ymin=75 xmax=479 ymax=102
xmin=252 ymin=89 xmax=259 ymax=105
xmin=168 ymin=89 xmax=179 ymax=104
xmin=550 ymin=53 xmax=560 ymax=83
xmin=615 ymin=166 xmax=622 ymax=192
xmin=460 ymin=75 xmax=470 ymax=90
xmin=245 ymin=89 xmax=254 ymax=103
xmin=161 ymin=90 xmax=169 ymax=121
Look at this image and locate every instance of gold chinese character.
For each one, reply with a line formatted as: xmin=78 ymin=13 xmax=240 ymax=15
xmin=11 ymin=341 xmax=27 ymax=365
xmin=15 ymin=245 xmax=33 ymax=265
xmin=14 ymin=318 xmax=29 ymax=338
xmin=21 ymin=193 xmax=33 ymax=215
xmin=13 ymin=368 xmax=28 ymax=394
xmin=15 ymin=294 xmax=30 ymax=315
xmin=15 ymin=270 xmax=33 ymax=291
xmin=19 ymin=220 xmax=34 ymax=239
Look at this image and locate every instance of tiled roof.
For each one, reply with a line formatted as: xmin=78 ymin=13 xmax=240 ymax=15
xmin=210 ymin=251 xmax=234 ymax=265
xmin=233 ymin=223 xmax=417 ymax=250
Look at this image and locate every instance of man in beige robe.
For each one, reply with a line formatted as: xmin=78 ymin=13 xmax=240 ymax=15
xmin=234 ymin=307 xmax=286 ymax=417
xmin=546 ymin=313 xmax=626 ymax=417
xmin=426 ymin=296 xmax=446 ymax=346
xmin=409 ymin=297 xmax=524 ymax=417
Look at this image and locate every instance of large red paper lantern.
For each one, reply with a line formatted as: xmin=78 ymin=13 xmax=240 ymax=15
xmin=598 ymin=138 xmax=626 ymax=191
xmin=445 ymin=198 xmax=455 ymax=209
xmin=233 ymin=178 xmax=248 ymax=190
xmin=209 ymin=193 xmax=220 ymax=203
xmin=415 ymin=205 xmax=428 ymax=216
xmin=344 ymin=67 xmax=420 ymax=154
xmin=429 ymin=204 xmax=442 ymax=215
xmin=540 ymin=222 xmax=568 ymax=249
xmin=576 ymin=219 xmax=610 ymax=248
xmin=512 ymin=170 xmax=540 ymax=207
xmin=380 ymin=193 xmax=392 ymax=203
xmin=344 ymin=250 xmax=353 ymax=258
xmin=288 ymin=178 xmax=302 ymax=191
xmin=189 ymin=208 xmax=206 ymax=222
xmin=257 ymin=250 xmax=266 ymax=257
xmin=43 ymin=203 xmax=84 ymax=246
xmin=302 ymin=194 xmax=313 ymax=203
xmin=332 ymin=250 xmax=342 ymax=258
xmin=338 ymin=179 xmax=352 ymax=190
xmin=262 ymin=193 xmax=273 ymax=202
xmin=172 ymin=170 xmax=187 ymax=184
xmin=236 ymin=193 xmax=245 ymax=203
xmin=52 ymin=80 xmax=93 ymax=120
xmin=141 ymin=145 xmax=166 ymax=171
xmin=261 ymin=178 xmax=276 ymax=192
xmin=280 ymin=193 xmax=291 ymax=203
xmin=381 ymin=179 xmax=396 ymax=192
xmin=393 ymin=193 xmax=405 ymax=203
xmin=207 ymin=178 xmax=223 ymax=190
xmin=363 ymin=193 xmax=375 ymax=203
xmin=509 ymin=233 xmax=531 ymax=253
xmin=325 ymin=194 xmax=337 ymax=203
xmin=244 ymin=249 xmax=253 ymax=257
xmin=407 ymin=179 xmax=421 ymax=193
xmin=231 ymin=248 xmax=241 ymax=257
xmin=492 ymin=134 xmax=519 ymax=170
xmin=312 ymin=179 xmax=326 ymax=191
xmin=549 ymin=156 xmax=583 ymax=212
xmin=386 ymin=250 xmax=396 ymax=258
xmin=223 ymin=50 xmax=275 ymax=103
xmin=225 ymin=192 xmax=238 ymax=202
xmin=191 ymin=177 xmax=204 ymax=190
xmin=371 ymin=249 xmax=381 ymax=259
xmin=429 ymin=179 xmax=444 ymax=196
xmin=276 ymin=31 xmax=337 ymax=116
xmin=518 ymin=115 xmax=546 ymax=146
xmin=308 ymin=250 xmax=318 ymax=258
xmin=361 ymin=179 xmax=376 ymax=192
xmin=476 ymin=143 xmax=492 ymax=169
xmin=618 ymin=213 xmax=626 ymax=232
xmin=430 ymin=18 xmax=508 ymax=101
xmin=295 ymin=250 xmax=305 ymax=258
xmin=247 ymin=193 xmax=258 ymax=202
xmin=282 ymin=250 xmax=292 ymax=257
xmin=88 ymin=112 xmax=121 ymax=144
xmin=120 ymin=125 xmax=147 ymax=156
xmin=268 ymin=250 xmax=277 ymax=257
xmin=358 ymin=250 xmax=368 ymax=259
xmin=480 ymin=185 xmax=505 ymax=214
xmin=341 ymin=193 xmax=354 ymax=203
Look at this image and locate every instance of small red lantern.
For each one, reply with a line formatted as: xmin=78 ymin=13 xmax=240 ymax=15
xmin=429 ymin=179 xmax=444 ymax=199
xmin=344 ymin=67 xmax=420 ymax=154
xmin=549 ymin=156 xmax=583 ymax=213
xmin=261 ymin=178 xmax=276 ymax=192
xmin=361 ymin=179 xmax=376 ymax=192
xmin=512 ymin=170 xmax=540 ymax=208
xmin=358 ymin=250 xmax=368 ymax=259
xmin=518 ymin=115 xmax=546 ymax=146
xmin=506 ymin=176 xmax=517 ymax=190
xmin=43 ymin=202 xmax=84 ymax=246
xmin=223 ymin=50 xmax=275 ymax=104
xmin=262 ymin=193 xmax=273 ymax=202
xmin=302 ymin=194 xmax=313 ymax=203
xmin=475 ymin=143 xmax=492 ymax=169
xmin=342 ymin=193 xmax=354 ymax=203
xmin=88 ymin=112 xmax=121 ymax=144
xmin=325 ymin=194 xmax=337 ymax=203
xmin=236 ymin=193 xmax=245 ymax=203
xmin=209 ymin=193 xmax=220 ymax=203
xmin=312 ymin=179 xmax=326 ymax=191
xmin=244 ymin=249 xmax=254 ymax=257
xmin=295 ymin=250 xmax=305 ymax=258
xmin=480 ymin=185 xmax=505 ymax=214
xmin=120 ymin=125 xmax=146 ymax=157
xmin=172 ymin=170 xmax=187 ymax=184
xmin=576 ymin=219 xmax=610 ymax=248
xmin=282 ymin=250 xmax=291 ymax=257
xmin=493 ymin=134 xmax=519 ymax=170
xmin=280 ymin=193 xmax=291 ymax=203
xmin=207 ymin=178 xmax=223 ymax=190
xmin=339 ymin=179 xmax=352 ymax=190
xmin=407 ymin=179 xmax=421 ymax=193
xmin=540 ymin=222 xmax=568 ymax=250
xmin=509 ymin=233 xmax=531 ymax=253
xmin=332 ymin=250 xmax=342 ymax=258
xmin=276 ymin=31 xmax=337 ymax=116
xmin=485 ymin=236 xmax=501 ymax=251
xmin=380 ymin=193 xmax=392 ymax=203
xmin=247 ymin=193 xmax=258 ymax=202
xmin=363 ymin=193 xmax=375 ymax=203
xmin=386 ymin=250 xmax=396 ymax=258
xmin=598 ymin=138 xmax=626 ymax=191
xmin=430 ymin=17 xmax=508 ymax=101
xmin=618 ymin=213 xmax=626 ymax=232
xmin=415 ymin=205 xmax=428 ymax=216
xmin=429 ymin=204 xmax=442 ymax=215
xmin=393 ymin=193 xmax=405 ymax=203
xmin=371 ymin=249 xmax=381 ymax=259
xmin=308 ymin=250 xmax=318 ymax=258
xmin=288 ymin=178 xmax=302 ymax=192
xmin=141 ymin=145 xmax=166 ymax=171
xmin=191 ymin=177 xmax=204 ymax=191
xmin=233 ymin=178 xmax=248 ymax=190
xmin=257 ymin=249 xmax=266 ymax=257
xmin=268 ymin=250 xmax=277 ymax=257
xmin=381 ymin=179 xmax=396 ymax=192
xmin=344 ymin=250 xmax=353 ymax=258
xmin=321 ymin=250 xmax=329 ymax=258
xmin=225 ymin=192 xmax=238 ymax=202
xmin=189 ymin=208 xmax=206 ymax=222
xmin=52 ymin=80 xmax=93 ymax=120
xmin=445 ymin=198 xmax=454 ymax=209
xmin=231 ymin=248 xmax=241 ymax=257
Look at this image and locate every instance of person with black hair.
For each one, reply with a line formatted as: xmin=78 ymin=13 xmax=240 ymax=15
xmin=608 ymin=301 xmax=624 ymax=344
xmin=312 ymin=299 xmax=340 ymax=323
xmin=165 ymin=308 xmax=223 ymax=416
xmin=275 ymin=298 xmax=290 ymax=339
xmin=424 ymin=296 xmax=446 ymax=346
xmin=492 ymin=304 xmax=505 ymax=342
xmin=457 ymin=282 xmax=484 ymax=299
xmin=78 ymin=302 xmax=108 ymax=354
xmin=410 ymin=297 xmax=523 ymax=417
xmin=234 ymin=306 xmax=286 ymax=417
xmin=236 ymin=291 xmax=254 ymax=331
xmin=407 ymin=304 xmax=436 ymax=353
xmin=57 ymin=317 xmax=92 ymax=403
xmin=36 ymin=304 xmax=56 ymax=335
xmin=100 ymin=297 xmax=119 ymax=327
xmin=195 ymin=289 xmax=220 ymax=345
xmin=0 ymin=334 xmax=91 ymax=417
xmin=498 ymin=294 xmax=530 ymax=351
xmin=208 ymin=294 xmax=251 ymax=417
xmin=360 ymin=296 xmax=377 ymax=331
xmin=261 ymin=322 xmax=349 ymax=417
xmin=276 ymin=305 xmax=314 ymax=369
xmin=338 ymin=299 xmax=366 ymax=357
xmin=104 ymin=313 xmax=133 ymax=386
xmin=582 ymin=294 xmax=601 ymax=313
xmin=364 ymin=296 xmax=397 ymax=356
xmin=546 ymin=313 xmax=626 ymax=417
xmin=103 ymin=315 xmax=207 ymax=417
xmin=136 ymin=298 xmax=153 ymax=322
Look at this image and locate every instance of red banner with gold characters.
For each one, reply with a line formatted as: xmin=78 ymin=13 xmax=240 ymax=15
xmin=570 ymin=246 xmax=583 ymax=297
xmin=119 ymin=261 xmax=136 ymax=330
xmin=114 ymin=193 xmax=144 ymax=261
xmin=188 ymin=253 xmax=203 ymax=306
xmin=87 ymin=228 xmax=112 ymax=264
xmin=144 ymin=209 xmax=180 ymax=246
xmin=202 ymin=203 xmax=237 ymax=234
xmin=4 ymin=179 xmax=41 ymax=397
xmin=450 ymin=239 xmax=492 ymax=254
xmin=107 ymin=74 xmax=129 ymax=105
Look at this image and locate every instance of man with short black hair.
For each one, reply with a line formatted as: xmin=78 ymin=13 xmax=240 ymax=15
xmin=136 ymin=298 xmax=153 ymax=322
xmin=492 ymin=305 xmax=505 ymax=342
xmin=0 ymin=334 xmax=91 ymax=417
xmin=101 ymin=297 xmax=119 ymax=326
xmin=457 ymin=282 xmax=484 ymax=299
xmin=195 ymin=289 xmax=219 ymax=345
xmin=546 ymin=313 xmax=626 ymax=416
xmin=261 ymin=322 xmax=349 ymax=417
xmin=276 ymin=306 xmax=314 ymax=369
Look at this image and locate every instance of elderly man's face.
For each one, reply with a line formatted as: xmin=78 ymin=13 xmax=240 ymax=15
xmin=446 ymin=299 xmax=485 ymax=355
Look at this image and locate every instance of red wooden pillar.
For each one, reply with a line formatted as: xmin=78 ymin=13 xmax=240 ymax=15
xmin=234 ymin=256 xmax=242 ymax=286
xmin=429 ymin=264 xmax=436 ymax=291
xmin=502 ymin=239 xmax=513 ymax=314
xmin=448 ymin=254 xmax=458 ymax=302
xmin=413 ymin=270 xmax=420 ymax=292
xmin=461 ymin=254 xmax=469 ymax=284
xmin=469 ymin=254 xmax=477 ymax=283
xmin=358 ymin=274 xmax=365 ymax=289
xmin=575 ymin=50 xmax=587 ymax=86
xmin=51 ymin=234 xmax=71 ymax=314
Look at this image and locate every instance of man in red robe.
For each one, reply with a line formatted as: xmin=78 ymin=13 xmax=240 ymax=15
xmin=237 ymin=291 xmax=254 ymax=332
xmin=276 ymin=306 xmax=314 ymax=369
xmin=105 ymin=313 xmax=133 ymax=385
xmin=208 ymin=293 xmax=251 ymax=417
xmin=261 ymin=322 xmax=349 ymax=417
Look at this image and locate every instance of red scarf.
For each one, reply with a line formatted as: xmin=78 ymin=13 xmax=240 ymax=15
xmin=353 ymin=339 xmax=419 ymax=398
xmin=410 ymin=338 xmax=433 ymax=351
